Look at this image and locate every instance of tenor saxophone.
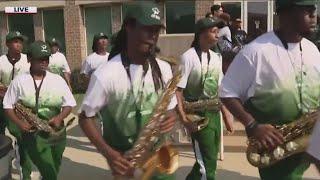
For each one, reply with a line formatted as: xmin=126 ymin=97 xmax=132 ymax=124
xmin=114 ymin=71 xmax=181 ymax=180
xmin=183 ymin=97 xmax=221 ymax=131
xmin=246 ymin=110 xmax=319 ymax=168
xmin=0 ymin=83 xmax=75 ymax=137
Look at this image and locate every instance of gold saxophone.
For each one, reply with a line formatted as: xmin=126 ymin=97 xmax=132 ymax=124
xmin=246 ymin=110 xmax=319 ymax=168
xmin=114 ymin=71 xmax=181 ymax=180
xmin=183 ymin=97 xmax=221 ymax=131
xmin=0 ymin=83 xmax=75 ymax=137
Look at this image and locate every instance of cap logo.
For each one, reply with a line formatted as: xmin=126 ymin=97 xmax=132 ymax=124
xmin=52 ymin=38 xmax=56 ymax=42
xmin=41 ymin=45 xmax=48 ymax=52
xmin=151 ymin=7 xmax=160 ymax=20
xmin=16 ymin=31 xmax=21 ymax=36
xmin=100 ymin=32 xmax=104 ymax=36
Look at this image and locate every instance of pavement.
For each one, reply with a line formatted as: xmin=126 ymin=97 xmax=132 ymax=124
xmin=10 ymin=115 xmax=320 ymax=180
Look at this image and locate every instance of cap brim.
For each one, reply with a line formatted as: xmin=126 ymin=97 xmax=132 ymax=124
xmin=137 ymin=18 xmax=166 ymax=29
xmin=31 ymin=54 xmax=51 ymax=60
xmin=94 ymin=35 xmax=109 ymax=42
xmin=7 ymin=35 xmax=27 ymax=42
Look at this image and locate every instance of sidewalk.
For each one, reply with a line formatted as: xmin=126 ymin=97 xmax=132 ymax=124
xmin=11 ymin=117 xmax=320 ymax=180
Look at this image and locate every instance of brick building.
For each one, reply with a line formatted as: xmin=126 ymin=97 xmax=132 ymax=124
xmin=0 ymin=0 xmax=319 ymax=70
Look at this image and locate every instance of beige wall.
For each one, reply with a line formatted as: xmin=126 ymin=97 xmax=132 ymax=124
xmin=158 ymin=34 xmax=194 ymax=60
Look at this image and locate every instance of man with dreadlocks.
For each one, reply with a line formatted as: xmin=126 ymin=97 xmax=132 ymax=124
xmin=176 ymin=17 xmax=233 ymax=180
xmin=79 ymin=2 xmax=177 ymax=179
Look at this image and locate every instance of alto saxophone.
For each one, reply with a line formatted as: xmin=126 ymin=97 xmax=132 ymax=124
xmin=0 ymin=83 xmax=75 ymax=137
xmin=183 ymin=97 xmax=221 ymax=131
xmin=114 ymin=71 xmax=182 ymax=180
xmin=246 ymin=110 xmax=319 ymax=168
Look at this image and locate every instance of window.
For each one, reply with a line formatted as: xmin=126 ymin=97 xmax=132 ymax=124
xmin=85 ymin=6 xmax=112 ymax=54
xmin=221 ymin=2 xmax=241 ymax=21
xmin=43 ymin=9 xmax=66 ymax=53
xmin=165 ymin=1 xmax=195 ymax=34
xmin=247 ymin=2 xmax=268 ymax=41
xmin=122 ymin=2 xmax=135 ymax=19
xmin=8 ymin=14 xmax=35 ymax=44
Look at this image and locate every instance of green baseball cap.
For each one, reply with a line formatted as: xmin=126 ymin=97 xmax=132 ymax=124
xmin=6 ymin=31 xmax=26 ymax=42
xmin=276 ymin=0 xmax=317 ymax=11
xmin=27 ymin=41 xmax=51 ymax=60
xmin=93 ymin=32 xmax=108 ymax=42
xmin=47 ymin=37 xmax=61 ymax=47
xmin=125 ymin=1 xmax=164 ymax=27
xmin=195 ymin=18 xmax=221 ymax=34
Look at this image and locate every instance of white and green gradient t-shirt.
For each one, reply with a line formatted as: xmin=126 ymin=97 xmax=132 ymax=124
xmin=0 ymin=53 xmax=30 ymax=86
xmin=48 ymin=52 xmax=71 ymax=76
xmin=3 ymin=71 xmax=76 ymax=120
xmin=177 ymin=47 xmax=223 ymax=101
xmin=80 ymin=52 xmax=109 ymax=75
xmin=219 ymin=31 xmax=320 ymax=125
xmin=80 ymin=54 xmax=177 ymax=150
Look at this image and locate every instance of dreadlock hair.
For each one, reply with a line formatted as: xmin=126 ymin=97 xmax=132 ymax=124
xmin=191 ymin=32 xmax=201 ymax=49
xmin=108 ymin=17 xmax=164 ymax=92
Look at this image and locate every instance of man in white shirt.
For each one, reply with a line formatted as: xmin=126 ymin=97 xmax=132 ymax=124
xmin=219 ymin=0 xmax=319 ymax=179
xmin=79 ymin=2 xmax=177 ymax=179
xmin=47 ymin=38 xmax=72 ymax=89
xmin=176 ymin=17 xmax=233 ymax=180
xmin=4 ymin=40 xmax=76 ymax=180
xmin=80 ymin=32 xmax=109 ymax=77
xmin=0 ymin=31 xmax=29 ymax=135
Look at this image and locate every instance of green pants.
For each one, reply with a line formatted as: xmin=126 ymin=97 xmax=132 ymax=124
xmin=19 ymin=132 xmax=66 ymax=180
xmin=186 ymin=112 xmax=221 ymax=180
xmin=259 ymin=153 xmax=310 ymax=180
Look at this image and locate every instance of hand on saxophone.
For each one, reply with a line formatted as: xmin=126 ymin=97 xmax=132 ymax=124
xmin=49 ymin=116 xmax=63 ymax=129
xmin=105 ymin=148 xmax=134 ymax=176
xmin=160 ymin=110 xmax=177 ymax=134
xmin=248 ymin=123 xmax=285 ymax=150
xmin=18 ymin=121 xmax=34 ymax=133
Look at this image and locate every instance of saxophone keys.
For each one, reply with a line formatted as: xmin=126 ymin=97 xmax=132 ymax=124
xmin=273 ymin=147 xmax=285 ymax=160
xmin=249 ymin=153 xmax=261 ymax=163
xmin=260 ymin=154 xmax=270 ymax=165
xmin=150 ymin=136 xmax=159 ymax=143
xmin=134 ymin=154 xmax=142 ymax=158
xmin=286 ymin=141 xmax=299 ymax=152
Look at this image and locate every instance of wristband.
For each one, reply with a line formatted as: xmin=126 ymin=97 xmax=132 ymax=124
xmin=245 ymin=121 xmax=259 ymax=137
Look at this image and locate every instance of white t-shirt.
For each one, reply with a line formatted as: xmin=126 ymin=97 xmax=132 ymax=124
xmin=80 ymin=52 xmax=109 ymax=75
xmin=80 ymin=54 xmax=177 ymax=118
xmin=177 ymin=47 xmax=222 ymax=100
xmin=3 ymin=71 xmax=76 ymax=118
xmin=0 ymin=53 xmax=30 ymax=86
xmin=218 ymin=26 xmax=232 ymax=42
xmin=308 ymin=120 xmax=320 ymax=160
xmin=48 ymin=52 xmax=71 ymax=75
xmin=219 ymin=31 xmax=320 ymax=124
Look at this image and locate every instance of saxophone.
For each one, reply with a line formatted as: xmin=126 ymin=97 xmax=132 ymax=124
xmin=183 ymin=97 xmax=221 ymax=131
xmin=246 ymin=110 xmax=319 ymax=168
xmin=0 ymin=83 xmax=75 ymax=137
xmin=114 ymin=71 xmax=181 ymax=180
